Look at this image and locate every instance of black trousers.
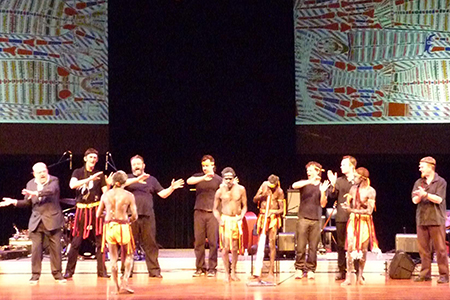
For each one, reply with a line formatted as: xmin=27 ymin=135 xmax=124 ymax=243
xmin=65 ymin=214 xmax=107 ymax=276
xmin=129 ymin=213 xmax=161 ymax=276
xmin=295 ymin=218 xmax=321 ymax=272
xmin=336 ymin=221 xmax=347 ymax=273
xmin=29 ymin=221 xmax=63 ymax=278
xmin=194 ymin=210 xmax=218 ymax=272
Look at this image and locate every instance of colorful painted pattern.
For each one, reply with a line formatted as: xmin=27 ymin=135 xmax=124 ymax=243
xmin=295 ymin=0 xmax=450 ymax=124
xmin=0 ymin=0 xmax=107 ymax=124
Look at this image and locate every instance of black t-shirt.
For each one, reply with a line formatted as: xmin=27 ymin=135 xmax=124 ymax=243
xmin=125 ymin=174 xmax=163 ymax=216
xmin=192 ymin=173 xmax=222 ymax=211
xmin=72 ymin=166 xmax=106 ymax=204
xmin=298 ymin=184 xmax=322 ymax=220
xmin=328 ymin=176 xmax=353 ymax=222
xmin=412 ymin=173 xmax=447 ymax=226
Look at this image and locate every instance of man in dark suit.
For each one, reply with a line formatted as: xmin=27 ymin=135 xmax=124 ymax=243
xmin=1 ymin=162 xmax=66 ymax=284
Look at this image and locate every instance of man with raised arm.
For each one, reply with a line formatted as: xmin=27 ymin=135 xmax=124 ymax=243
xmin=327 ymin=155 xmax=357 ymax=280
xmin=292 ymin=161 xmax=329 ymax=280
xmin=0 ymin=162 xmax=66 ymax=284
xmin=97 ymin=171 xmax=137 ymax=294
xmin=187 ymin=155 xmax=222 ymax=277
xmin=124 ymin=155 xmax=184 ymax=278
xmin=213 ymin=167 xmax=247 ymax=282
xmin=64 ymin=148 xmax=109 ymax=279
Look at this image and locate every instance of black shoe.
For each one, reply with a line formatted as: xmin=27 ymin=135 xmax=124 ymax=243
xmin=335 ymin=273 xmax=346 ymax=281
xmin=413 ymin=276 xmax=431 ymax=282
xmin=29 ymin=275 xmax=39 ymax=285
xmin=437 ymin=276 xmax=449 ymax=284
xmin=63 ymin=272 xmax=73 ymax=279
xmin=149 ymin=274 xmax=163 ymax=279
xmin=97 ymin=273 xmax=111 ymax=278
xmin=192 ymin=270 xmax=206 ymax=277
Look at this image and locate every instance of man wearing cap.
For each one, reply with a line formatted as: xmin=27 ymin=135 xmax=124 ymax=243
xmin=253 ymin=174 xmax=285 ymax=280
xmin=412 ymin=156 xmax=449 ymax=284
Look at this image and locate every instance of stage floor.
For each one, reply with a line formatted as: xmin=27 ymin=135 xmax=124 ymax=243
xmin=0 ymin=249 xmax=448 ymax=299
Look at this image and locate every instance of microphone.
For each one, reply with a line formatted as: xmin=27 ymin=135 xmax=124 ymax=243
xmin=69 ymin=151 xmax=72 ymax=170
xmin=105 ymin=152 xmax=109 ymax=170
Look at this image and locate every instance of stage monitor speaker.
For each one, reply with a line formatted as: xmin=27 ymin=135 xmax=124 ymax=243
xmin=278 ymin=232 xmax=295 ymax=252
xmin=389 ymin=251 xmax=415 ymax=279
xmin=395 ymin=234 xmax=419 ymax=253
xmin=283 ymin=215 xmax=297 ymax=233
xmin=286 ymin=189 xmax=300 ymax=216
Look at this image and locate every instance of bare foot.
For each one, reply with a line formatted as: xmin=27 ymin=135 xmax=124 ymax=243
xmin=111 ymin=289 xmax=119 ymax=295
xmin=230 ymin=273 xmax=240 ymax=281
xmin=119 ymin=287 xmax=134 ymax=294
xmin=357 ymin=278 xmax=365 ymax=285
xmin=341 ymin=273 xmax=356 ymax=287
xmin=266 ymin=274 xmax=275 ymax=282
xmin=340 ymin=279 xmax=352 ymax=287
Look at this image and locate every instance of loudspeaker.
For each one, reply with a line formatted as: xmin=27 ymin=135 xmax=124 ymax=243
xmin=286 ymin=189 xmax=300 ymax=216
xmin=395 ymin=234 xmax=419 ymax=253
xmin=278 ymin=232 xmax=295 ymax=252
xmin=283 ymin=215 xmax=297 ymax=232
xmin=389 ymin=251 xmax=415 ymax=279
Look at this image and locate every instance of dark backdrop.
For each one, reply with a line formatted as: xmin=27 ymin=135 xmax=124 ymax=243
xmin=1 ymin=1 xmax=449 ymax=253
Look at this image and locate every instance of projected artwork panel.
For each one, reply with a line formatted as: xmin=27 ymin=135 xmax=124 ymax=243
xmin=0 ymin=0 xmax=108 ymax=124
xmin=295 ymin=0 xmax=450 ymax=124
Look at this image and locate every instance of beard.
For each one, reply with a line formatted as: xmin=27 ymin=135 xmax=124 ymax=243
xmin=133 ymin=168 xmax=143 ymax=176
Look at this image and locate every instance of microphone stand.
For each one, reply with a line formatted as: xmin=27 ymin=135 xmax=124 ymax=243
xmin=47 ymin=151 xmax=71 ymax=169
xmin=105 ymin=152 xmax=118 ymax=172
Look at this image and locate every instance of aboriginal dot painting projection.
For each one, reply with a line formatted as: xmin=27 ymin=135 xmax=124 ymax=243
xmin=0 ymin=0 xmax=107 ymax=124
xmin=295 ymin=0 xmax=450 ymax=124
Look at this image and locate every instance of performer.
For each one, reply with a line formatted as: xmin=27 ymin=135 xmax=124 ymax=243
xmin=412 ymin=156 xmax=449 ymax=284
xmin=292 ymin=161 xmax=329 ymax=280
xmin=0 ymin=162 xmax=66 ymax=284
xmin=64 ymin=148 xmax=109 ymax=279
xmin=252 ymin=174 xmax=285 ymax=280
xmin=213 ymin=167 xmax=247 ymax=282
xmin=186 ymin=155 xmax=221 ymax=277
xmin=340 ymin=167 xmax=380 ymax=286
xmin=327 ymin=155 xmax=357 ymax=280
xmin=97 ymin=171 xmax=138 ymax=294
xmin=124 ymin=155 xmax=184 ymax=278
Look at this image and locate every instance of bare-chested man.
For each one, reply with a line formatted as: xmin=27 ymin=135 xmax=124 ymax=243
xmin=213 ymin=167 xmax=247 ymax=282
xmin=97 ymin=171 xmax=137 ymax=294
xmin=340 ymin=167 xmax=380 ymax=286
xmin=253 ymin=174 xmax=285 ymax=281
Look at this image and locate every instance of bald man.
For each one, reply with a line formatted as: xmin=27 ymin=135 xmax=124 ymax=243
xmin=1 ymin=162 xmax=65 ymax=284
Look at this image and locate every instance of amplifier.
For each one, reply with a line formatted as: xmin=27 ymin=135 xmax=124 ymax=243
xmin=9 ymin=238 xmax=32 ymax=252
xmin=0 ymin=247 xmax=29 ymax=260
xmin=283 ymin=215 xmax=297 ymax=233
xmin=286 ymin=189 xmax=300 ymax=216
xmin=395 ymin=234 xmax=419 ymax=253
xmin=278 ymin=232 xmax=295 ymax=252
